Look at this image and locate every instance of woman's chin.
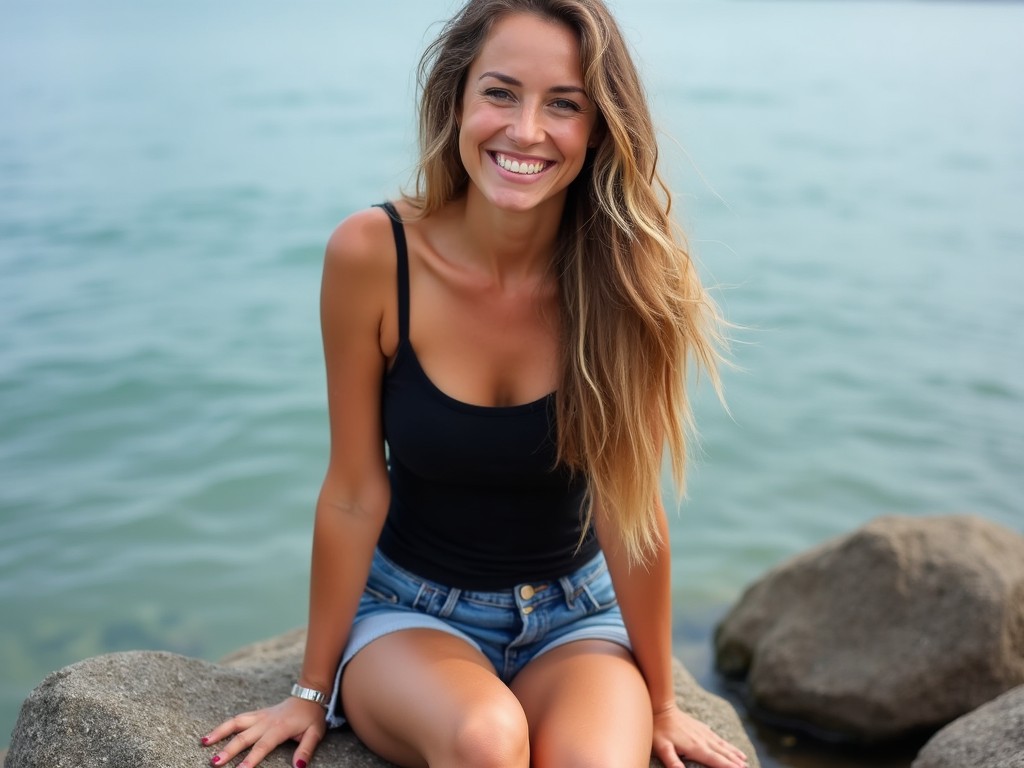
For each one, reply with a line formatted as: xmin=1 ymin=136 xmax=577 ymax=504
xmin=476 ymin=185 xmax=566 ymax=216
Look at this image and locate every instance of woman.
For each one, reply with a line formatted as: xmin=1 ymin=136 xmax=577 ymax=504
xmin=203 ymin=1 xmax=747 ymax=767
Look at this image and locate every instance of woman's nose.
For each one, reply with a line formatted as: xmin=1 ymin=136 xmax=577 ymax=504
xmin=507 ymin=106 xmax=545 ymax=147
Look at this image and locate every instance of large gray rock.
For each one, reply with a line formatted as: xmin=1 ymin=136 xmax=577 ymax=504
xmin=6 ymin=628 xmax=759 ymax=768
xmin=715 ymin=515 xmax=1024 ymax=744
xmin=912 ymin=684 xmax=1024 ymax=768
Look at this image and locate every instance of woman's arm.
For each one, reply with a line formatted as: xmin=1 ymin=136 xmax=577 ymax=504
xmin=202 ymin=209 xmax=396 ymax=768
xmin=596 ymin=501 xmax=749 ymax=768
xmin=297 ymin=208 xmax=395 ymax=699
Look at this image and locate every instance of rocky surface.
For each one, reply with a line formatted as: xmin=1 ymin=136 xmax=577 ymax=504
xmin=715 ymin=514 xmax=1024 ymax=744
xmin=912 ymin=684 xmax=1024 ymax=768
xmin=5 ymin=628 xmax=759 ymax=768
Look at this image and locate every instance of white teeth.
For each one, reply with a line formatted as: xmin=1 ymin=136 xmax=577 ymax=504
xmin=495 ymin=153 xmax=547 ymax=175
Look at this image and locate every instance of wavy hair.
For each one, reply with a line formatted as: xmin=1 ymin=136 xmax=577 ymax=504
xmin=407 ymin=0 xmax=725 ymax=566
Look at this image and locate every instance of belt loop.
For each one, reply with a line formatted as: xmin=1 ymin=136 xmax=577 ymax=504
xmin=559 ymin=574 xmax=576 ymax=608
xmin=412 ymin=584 xmax=431 ymax=610
xmin=439 ymin=587 xmax=461 ymax=617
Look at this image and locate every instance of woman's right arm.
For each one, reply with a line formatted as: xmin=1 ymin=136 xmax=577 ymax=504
xmin=202 ymin=209 xmax=395 ymax=768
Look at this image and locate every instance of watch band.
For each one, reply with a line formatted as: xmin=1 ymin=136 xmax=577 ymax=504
xmin=290 ymin=683 xmax=329 ymax=708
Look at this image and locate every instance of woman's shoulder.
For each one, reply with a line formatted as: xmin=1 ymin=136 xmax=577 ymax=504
xmin=324 ymin=204 xmax=399 ymax=275
xmin=321 ymin=206 xmax=402 ymax=353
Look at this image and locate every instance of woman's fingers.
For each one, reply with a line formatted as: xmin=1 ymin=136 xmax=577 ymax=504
xmin=201 ymin=710 xmax=259 ymax=748
xmin=210 ymin=723 xmax=262 ymax=766
xmin=653 ymin=738 xmax=686 ymax=768
xmin=722 ymin=736 xmax=749 ymax=764
xmin=292 ymin=726 xmax=325 ymax=768
xmin=695 ymin=735 xmax=748 ymax=768
xmin=654 ymin=729 xmax=749 ymax=768
xmin=201 ymin=699 xmax=327 ymax=768
xmin=234 ymin=732 xmax=286 ymax=768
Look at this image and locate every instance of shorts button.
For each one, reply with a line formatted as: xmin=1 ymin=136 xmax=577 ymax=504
xmin=519 ymin=585 xmax=535 ymax=600
xmin=521 ymin=605 xmax=534 ymax=615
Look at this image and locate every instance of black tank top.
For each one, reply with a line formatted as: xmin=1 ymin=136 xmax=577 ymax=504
xmin=373 ymin=202 xmax=598 ymax=589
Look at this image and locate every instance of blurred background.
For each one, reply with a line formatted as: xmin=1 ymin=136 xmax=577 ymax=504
xmin=1 ymin=1 xmax=1021 ymax=765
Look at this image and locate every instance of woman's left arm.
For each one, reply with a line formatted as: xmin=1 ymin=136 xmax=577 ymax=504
xmin=596 ymin=502 xmax=749 ymax=768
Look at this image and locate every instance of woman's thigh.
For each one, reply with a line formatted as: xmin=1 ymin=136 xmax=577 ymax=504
xmin=511 ymin=639 xmax=653 ymax=768
xmin=341 ymin=628 xmax=530 ymax=768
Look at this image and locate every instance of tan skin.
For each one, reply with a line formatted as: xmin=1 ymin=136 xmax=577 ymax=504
xmin=203 ymin=13 xmax=748 ymax=768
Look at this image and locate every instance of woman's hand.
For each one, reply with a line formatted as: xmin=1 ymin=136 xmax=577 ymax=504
xmin=201 ymin=697 xmax=327 ymax=768
xmin=651 ymin=702 xmax=749 ymax=768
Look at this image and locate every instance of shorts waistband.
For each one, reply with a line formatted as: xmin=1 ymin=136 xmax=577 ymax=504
xmin=372 ymin=548 xmax=610 ymax=611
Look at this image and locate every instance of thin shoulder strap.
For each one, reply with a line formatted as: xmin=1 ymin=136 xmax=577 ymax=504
xmin=374 ymin=201 xmax=409 ymax=343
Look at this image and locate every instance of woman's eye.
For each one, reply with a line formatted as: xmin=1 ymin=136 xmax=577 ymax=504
xmin=551 ymin=99 xmax=582 ymax=112
xmin=484 ymin=88 xmax=514 ymax=101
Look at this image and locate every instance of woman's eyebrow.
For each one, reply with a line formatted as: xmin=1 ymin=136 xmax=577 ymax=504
xmin=478 ymin=70 xmax=588 ymax=96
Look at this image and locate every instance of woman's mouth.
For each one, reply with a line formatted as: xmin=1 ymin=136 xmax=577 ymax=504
xmin=491 ymin=152 xmax=551 ymax=176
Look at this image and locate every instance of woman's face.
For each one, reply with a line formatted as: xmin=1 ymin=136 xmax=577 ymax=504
xmin=458 ymin=12 xmax=599 ymax=215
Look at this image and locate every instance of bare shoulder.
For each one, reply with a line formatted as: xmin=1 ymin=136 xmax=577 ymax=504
xmin=323 ymin=205 xmax=397 ymax=282
xmin=321 ymin=206 xmax=401 ymax=356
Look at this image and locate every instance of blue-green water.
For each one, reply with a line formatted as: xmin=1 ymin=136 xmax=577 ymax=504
xmin=2 ymin=0 xmax=1022 ymax=764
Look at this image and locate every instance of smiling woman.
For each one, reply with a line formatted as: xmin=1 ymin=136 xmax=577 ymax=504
xmin=200 ymin=2 xmax=743 ymax=768
xmin=457 ymin=14 xmax=599 ymax=214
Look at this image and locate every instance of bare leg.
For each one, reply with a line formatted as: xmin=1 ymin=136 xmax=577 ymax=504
xmin=511 ymin=639 xmax=653 ymax=768
xmin=341 ymin=629 xmax=530 ymax=768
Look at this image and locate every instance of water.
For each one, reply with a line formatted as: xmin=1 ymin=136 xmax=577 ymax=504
xmin=1 ymin=0 xmax=1022 ymax=764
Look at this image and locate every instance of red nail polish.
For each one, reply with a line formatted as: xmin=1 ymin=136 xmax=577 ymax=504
xmin=201 ymin=736 xmax=209 ymax=746
xmin=296 ymin=761 xmax=307 ymax=768
xmin=211 ymin=756 xmax=221 ymax=766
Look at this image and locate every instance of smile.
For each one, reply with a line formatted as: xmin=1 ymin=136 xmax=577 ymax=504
xmin=491 ymin=152 xmax=551 ymax=176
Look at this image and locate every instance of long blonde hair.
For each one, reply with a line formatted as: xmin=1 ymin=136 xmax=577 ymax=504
xmin=408 ymin=0 xmax=724 ymax=566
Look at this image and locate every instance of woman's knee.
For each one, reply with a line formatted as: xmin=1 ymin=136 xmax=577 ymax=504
xmin=528 ymin=706 xmax=653 ymax=768
xmin=443 ymin=695 xmax=530 ymax=768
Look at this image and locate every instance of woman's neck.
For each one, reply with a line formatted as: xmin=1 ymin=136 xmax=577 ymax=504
xmin=451 ymin=187 xmax=565 ymax=287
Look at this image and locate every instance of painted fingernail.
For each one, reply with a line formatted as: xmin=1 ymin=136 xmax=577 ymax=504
xmin=296 ymin=761 xmax=307 ymax=768
xmin=200 ymin=736 xmax=210 ymax=746
xmin=210 ymin=756 xmax=221 ymax=766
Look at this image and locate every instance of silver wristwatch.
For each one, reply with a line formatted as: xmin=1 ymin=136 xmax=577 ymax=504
xmin=290 ymin=683 xmax=329 ymax=708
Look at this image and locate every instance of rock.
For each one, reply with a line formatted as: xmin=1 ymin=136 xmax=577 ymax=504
xmin=714 ymin=514 xmax=1024 ymax=744
xmin=5 ymin=629 xmax=759 ymax=768
xmin=912 ymin=684 xmax=1024 ymax=768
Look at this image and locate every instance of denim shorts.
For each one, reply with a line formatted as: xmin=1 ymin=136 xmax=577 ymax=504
xmin=325 ymin=548 xmax=630 ymax=728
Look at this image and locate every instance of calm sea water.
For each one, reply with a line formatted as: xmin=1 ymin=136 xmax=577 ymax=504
xmin=2 ymin=0 xmax=1022 ymax=764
